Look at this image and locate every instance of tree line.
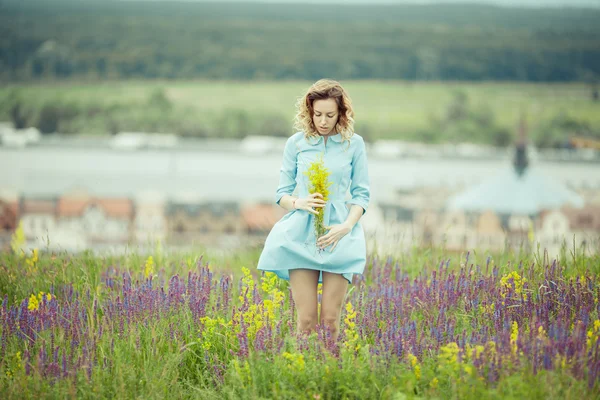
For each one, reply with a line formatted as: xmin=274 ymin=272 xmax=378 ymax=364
xmin=3 ymin=85 xmax=596 ymax=149
xmin=1 ymin=0 xmax=599 ymax=82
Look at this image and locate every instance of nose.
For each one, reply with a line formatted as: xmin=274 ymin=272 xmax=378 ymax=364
xmin=319 ymin=116 xmax=327 ymax=125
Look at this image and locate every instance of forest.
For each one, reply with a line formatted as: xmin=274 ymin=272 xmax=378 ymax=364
xmin=1 ymin=0 xmax=599 ymax=82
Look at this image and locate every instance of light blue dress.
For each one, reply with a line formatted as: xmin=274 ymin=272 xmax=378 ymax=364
xmin=257 ymin=131 xmax=370 ymax=284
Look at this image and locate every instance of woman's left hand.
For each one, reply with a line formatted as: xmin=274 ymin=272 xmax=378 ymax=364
xmin=317 ymin=222 xmax=352 ymax=252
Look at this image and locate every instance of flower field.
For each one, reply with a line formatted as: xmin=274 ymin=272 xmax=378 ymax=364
xmin=1 ymin=241 xmax=599 ymax=399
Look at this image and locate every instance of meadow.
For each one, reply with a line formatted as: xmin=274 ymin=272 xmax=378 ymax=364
xmin=1 ymin=229 xmax=599 ymax=399
xmin=2 ymin=81 xmax=599 ymax=147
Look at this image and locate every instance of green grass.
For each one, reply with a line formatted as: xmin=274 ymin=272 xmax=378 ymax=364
xmin=1 ymin=80 xmax=599 ymax=145
xmin=1 ymin=238 xmax=599 ymax=399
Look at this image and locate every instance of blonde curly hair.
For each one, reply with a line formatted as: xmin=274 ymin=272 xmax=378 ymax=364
xmin=293 ymin=79 xmax=355 ymax=143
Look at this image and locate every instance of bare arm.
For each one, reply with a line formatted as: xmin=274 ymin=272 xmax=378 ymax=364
xmin=278 ymin=194 xmax=297 ymax=212
xmin=279 ymin=193 xmax=326 ymax=214
xmin=343 ymin=204 xmax=365 ymax=229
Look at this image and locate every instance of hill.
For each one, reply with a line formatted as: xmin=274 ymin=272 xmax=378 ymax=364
xmin=1 ymin=0 xmax=599 ymax=81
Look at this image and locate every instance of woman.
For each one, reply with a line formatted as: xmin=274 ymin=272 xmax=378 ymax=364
xmin=257 ymin=79 xmax=370 ymax=342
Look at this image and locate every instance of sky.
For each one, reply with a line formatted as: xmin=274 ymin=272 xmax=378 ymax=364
xmin=136 ymin=0 xmax=600 ymax=7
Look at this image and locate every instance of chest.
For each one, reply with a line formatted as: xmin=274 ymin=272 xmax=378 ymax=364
xmin=296 ymin=143 xmax=352 ymax=182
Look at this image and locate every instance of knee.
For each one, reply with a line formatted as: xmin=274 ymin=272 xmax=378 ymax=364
xmin=320 ymin=315 xmax=339 ymax=331
xmin=297 ymin=315 xmax=317 ymax=332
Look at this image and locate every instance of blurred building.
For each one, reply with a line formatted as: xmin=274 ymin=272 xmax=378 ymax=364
xmin=445 ymin=116 xmax=585 ymax=253
xmin=0 ymin=190 xmax=19 ymax=250
xmin=165 ymin=199 xmax=242 ymax=246
xmin=57 ymin=190 xmax=133 ymax=246
xmin=19 ymin=197 xmax=58 ymax=248
xmin=134 ymin=190 xmax=167 ymax=244
xmin=363 ymin=117 xmax=597 ymax=257
xmin=1 ymin=113 xmax=598 ymax=256
xmin=241 ymin=202 xmax=286 ymax=237
xmin=447 ymin=117 xmax=584 ymax=214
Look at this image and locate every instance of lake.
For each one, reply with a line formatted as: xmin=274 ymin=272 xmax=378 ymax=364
xmin=1 ymin=145 xmax=598 ymax=204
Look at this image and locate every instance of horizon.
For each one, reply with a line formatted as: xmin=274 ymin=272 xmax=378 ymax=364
xmin=119 ymin=0 xmax=600 ymax=8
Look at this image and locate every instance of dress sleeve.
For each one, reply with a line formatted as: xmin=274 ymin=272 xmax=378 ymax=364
xmin=275 ymin=136 xmax=298 ymax=205
xmin=346 ymin=137 xmax=370 ymax=214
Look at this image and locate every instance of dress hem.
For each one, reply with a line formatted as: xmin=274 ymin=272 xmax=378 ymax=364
xmin=258 ymin=267 xmax=356 ymax=285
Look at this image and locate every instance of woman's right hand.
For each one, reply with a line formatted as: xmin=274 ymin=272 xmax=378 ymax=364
xmin=294 ymin=193 xmax=326 ymax=215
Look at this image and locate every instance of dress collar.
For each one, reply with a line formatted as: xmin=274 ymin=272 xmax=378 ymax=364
xmin=306 ymin=133 xmax=343 ymax=145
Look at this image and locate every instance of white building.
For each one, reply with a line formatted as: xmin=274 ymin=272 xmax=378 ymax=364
xmin=134 ymin=190 xmax=167 ymax=244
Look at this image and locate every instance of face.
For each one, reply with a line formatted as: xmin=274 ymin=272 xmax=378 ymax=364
xmin=312 ymin=98 xmax=339 ymax=136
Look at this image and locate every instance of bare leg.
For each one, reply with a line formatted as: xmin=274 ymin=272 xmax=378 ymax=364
xmin=289 ymin=269 xmax=320 ymax=335
xmin=320 ymin=271 xmax=349 ymax=342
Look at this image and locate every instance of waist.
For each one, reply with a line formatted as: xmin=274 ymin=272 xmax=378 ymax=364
xmin=299 ymin=192 xmax=346 ymax=201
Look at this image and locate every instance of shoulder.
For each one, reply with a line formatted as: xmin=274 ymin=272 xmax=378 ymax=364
xmin=285 ymin=131 xmax=307 ymax=150
xmin=346 ymin=133 xmax=366 ymax=153
xmin=348 ymin=133 xmax=365 ymax=145
xmin=289 ymin=131 xmax=305 ymax=142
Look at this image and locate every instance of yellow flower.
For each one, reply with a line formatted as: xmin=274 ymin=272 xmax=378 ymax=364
xmin=260 ymin=271 xmax=285 ymax=321
xmin=28 ymin=294 xmax=39 ymax=311
xmin=408 ymin=353 xmax=421 ymax=380
xmin=438 ymin=342 xmax=460 ymax=366
xmin=587 ymin=319 xmax=600 ymax=350
xmin=463 ymin=364 xmax=473 ymax=376
xmin=28 ymin=291 xmax=53 ymax=311
xmin=478 ymin=302 xmax=495 ymax=316
xmin=199 ymin=316 xmax=232 ymax=350
xmin=408 ymin=353 xmax=418 ymax=367
xmin=343 ymin=301 xmax=360 ymax=352
xmin=239 ymin=267 xmax=255 ymax=303
xmin=260 ymin=271 xmax=277 ymax=294
xmin=510 ymin=321 xmax=519 ymax=356
xmin=527 ymin=220 xmax=535 ymax=243
xmin=555 ymin=354 xmax=568 ymax=370
xmin=282 ymin=352 xmax=305 ymax=371
xmin=231 ymin=269 xmax=285 ymax=346
xmin=500 ymin=271 xmax=527 ymax=301
xmin=464 ymin=344 xmax=485 ymax=363
xmin=414 ymin=364 xmax=421 ymax=380
xmin=144 ymin=255 xmax=155 ymax=278
xmin=25 ymin=248 xmax=39 ymax=269
xmin=344 ymin=303 xmax=357 ymax=326
xmin=537 ymin=325 xmax=547 ymax=340
xmin=486 ymin=341 xmax=497 ymax=357
xmin=10 ymin=222 xmax=26 ymax=258
xmin=510 ymin=322 xmax=518 ymax=343
xmin=430 ymin=377 xmax=439 ymax=389
xmin=304 ymin=153 xmax=333 ymax=241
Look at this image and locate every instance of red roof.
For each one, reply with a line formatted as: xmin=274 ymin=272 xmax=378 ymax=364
xmin=0 ymin=199 xmax=18 ymax=229
xmin=20 ymin=199 xmax=56 ymax=214
xmin=0 ymin=199 xmax=18 ymax=214
xmin=58 ymin=197 xmax=133 ymax=218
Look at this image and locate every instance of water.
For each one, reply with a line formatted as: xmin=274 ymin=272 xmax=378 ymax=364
xmin=1 ymin=146 xmax=599 ymax=204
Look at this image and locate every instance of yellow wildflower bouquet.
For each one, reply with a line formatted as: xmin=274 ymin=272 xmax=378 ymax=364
xmin=303 ymin=153 xmax=333 ymax=243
